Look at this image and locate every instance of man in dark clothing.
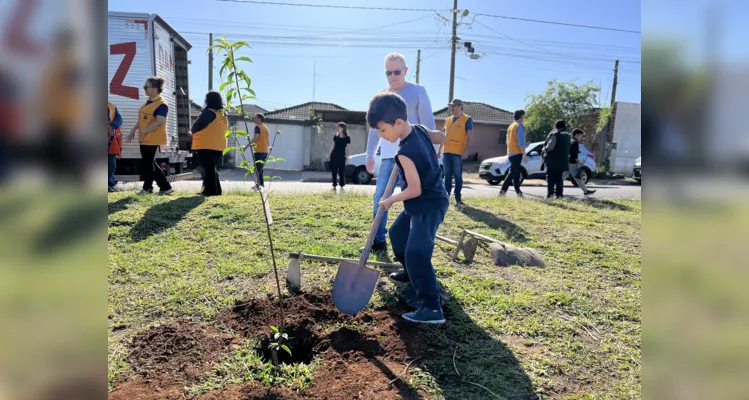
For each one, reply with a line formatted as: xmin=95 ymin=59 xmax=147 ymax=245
xmin=542 ymin=120 xmax=571 ymax=198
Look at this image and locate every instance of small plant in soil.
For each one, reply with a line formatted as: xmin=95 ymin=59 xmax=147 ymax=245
xmin=267 ymin=325 xmax=291 ymax=367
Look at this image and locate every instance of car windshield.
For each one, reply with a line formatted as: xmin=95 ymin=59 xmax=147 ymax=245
xmin=526 ymin=141 xmax=544 ymax=154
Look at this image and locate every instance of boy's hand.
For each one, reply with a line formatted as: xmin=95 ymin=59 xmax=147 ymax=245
xmin=378 ymin=197 xmax=394 ymax=210
xmin=366 ymin=157 xmax=375 ymax=174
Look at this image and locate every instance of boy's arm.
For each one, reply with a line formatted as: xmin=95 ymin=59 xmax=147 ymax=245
xmin=380 ymin=156 xmax=420 ymax=209
xmin=427 ymin=129 xmax=446 ymax=144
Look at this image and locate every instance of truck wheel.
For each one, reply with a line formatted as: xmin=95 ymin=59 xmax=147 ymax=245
xmin=488 ymin=179 xmax=501 ymax=186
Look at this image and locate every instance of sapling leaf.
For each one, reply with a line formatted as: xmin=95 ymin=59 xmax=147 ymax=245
xmin=269 ymin=325 xmax=279 ymax=334
xmin=224 ymin=146 xmax=240 ymax=156
xmin=281 ymin=345 xmax=292 ymax=356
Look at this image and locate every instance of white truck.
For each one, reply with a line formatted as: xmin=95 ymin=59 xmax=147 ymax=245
xmin=108 ymin=12 xmax=192 ymax=176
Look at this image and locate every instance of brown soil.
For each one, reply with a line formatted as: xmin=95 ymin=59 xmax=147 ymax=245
xmin=110 ymin=292 xmax=433 ymax=400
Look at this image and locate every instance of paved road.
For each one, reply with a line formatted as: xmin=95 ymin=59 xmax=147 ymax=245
xmin=117 ymin=179 xmax=641 ymax=200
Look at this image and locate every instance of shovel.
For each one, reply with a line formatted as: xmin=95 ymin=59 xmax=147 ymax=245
xmin=332 ymin=165 xmax=400 ymax=315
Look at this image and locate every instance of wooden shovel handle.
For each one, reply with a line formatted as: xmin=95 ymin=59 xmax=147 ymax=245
xmin=359 ymin=165 xmax=400 ymax=267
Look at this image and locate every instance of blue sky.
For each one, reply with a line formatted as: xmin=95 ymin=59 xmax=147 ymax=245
xmin=108 ymin=0 xmax=641 ymax=112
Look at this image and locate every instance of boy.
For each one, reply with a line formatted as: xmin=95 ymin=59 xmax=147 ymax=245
xmin=366 ymin=92 xmax=449 ymax=324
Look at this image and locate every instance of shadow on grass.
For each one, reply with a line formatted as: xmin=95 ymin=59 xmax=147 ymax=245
xmin=130 ymin=196 xmax=204 ymax=242
xmin=35 ymin=196 xmax=104 ymax=253
xmin=458 ymin=205 xmax=529 ymax=243
xmin=587 ymin=199 xmax=634 ymax=211
xmin=375 ymin=286 xmax=539 ymax=400
xmin=108 ymin=196 xmax=136 ymax=215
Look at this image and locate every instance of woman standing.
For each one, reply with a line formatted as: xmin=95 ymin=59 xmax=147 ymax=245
xmin=108 ymin=101 xmax=123 ymax=192
xmin=126 ymin=76 xmax=173 ymax=195
xmin=327 ymin=122 xmax=350 ymax=189
xmin=191 ymin=91 xmax=228 ymax=196
xmin=542 ymin=119 xmax=571 ymax=199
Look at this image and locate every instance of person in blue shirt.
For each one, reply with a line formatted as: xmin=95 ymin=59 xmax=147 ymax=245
xmin=367 ymin=92 xmax=449 ymax=324
xmin=107 ymin=102 xmax=123 ymax=192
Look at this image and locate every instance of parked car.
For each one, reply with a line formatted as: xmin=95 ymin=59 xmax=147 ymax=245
xmin=633 ymin=157 xmax=641 ymax=183
xmin=346 ymin=149 xmax=381 ymax=185
xmin=347 ymin=148 xmax=443 ymax=185
xmin=478 ymin=141 xmax=597 ymax=186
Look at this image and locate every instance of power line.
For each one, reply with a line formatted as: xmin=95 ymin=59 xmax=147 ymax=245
xmin=471 ymin=13 xmax=640 ymax=34
xmin=212 ymin=0 xmax=448 ymax=12
xmin=471 ymin=20 xmax=641 ymax=65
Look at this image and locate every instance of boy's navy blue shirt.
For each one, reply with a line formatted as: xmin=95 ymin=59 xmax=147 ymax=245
xmin=395 ymin=124 xmax=449 ymax=215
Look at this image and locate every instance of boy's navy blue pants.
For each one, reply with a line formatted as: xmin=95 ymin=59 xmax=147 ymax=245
xmin=389 ymin=204 xmax=448 ymax=310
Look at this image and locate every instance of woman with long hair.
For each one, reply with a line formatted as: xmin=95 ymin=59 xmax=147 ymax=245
xmin=190 ymin=91 xmax=228 ymax=196
xmin=327 ymin=122 xmax=351 ymax=190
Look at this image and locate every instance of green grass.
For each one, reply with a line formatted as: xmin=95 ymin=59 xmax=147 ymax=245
xmin=108 ymin=191 xmax=641 ymax=399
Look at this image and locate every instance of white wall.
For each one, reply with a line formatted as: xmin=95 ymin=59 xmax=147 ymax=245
xmin=610 ymin=102 xmax=641 ymax=175
xmin=231 ymin=121 xmax=305 ymax=170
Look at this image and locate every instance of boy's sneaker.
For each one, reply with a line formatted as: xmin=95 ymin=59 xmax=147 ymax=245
xmin=108 ymin=186 xmax=116 ymax=193
xmin=584 ymin=190 xmax=596 ymax=195
xmin=455 ymin=197 xmax=464 ymax=205
xmin=403 ymin=307 xmax=445 ymax=325
xmin=388 ymin=270 xmax=410 ymax=283
xmin=498 ymin=191 xmax=507 ymax=197
xmin=158 ymin=188 xmax=175 ymax=196
xmin=360 ymin=240 xmax=387 ymax=255
xmin=137 ymin=189 xmax=153 ymax=195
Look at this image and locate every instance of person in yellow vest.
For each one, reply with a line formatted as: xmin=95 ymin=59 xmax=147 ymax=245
xmin=499 ymin=109 xmax=529 ymax=197
xmin=442 ymin=99 xmax=474 ymax=205
xmin=191 ymin=91 xmax=228 ymax=196
xmin=108 ymin=102 xmax=123 ymax=192
xmin=126 ymin=76 xmax=173 ymax=195
xmin=243 ymin=113 xmax=270 ymax=189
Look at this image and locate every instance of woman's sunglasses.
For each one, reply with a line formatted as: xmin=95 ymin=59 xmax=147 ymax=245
xmin=385 ymin=70 xmax=402 ymax=76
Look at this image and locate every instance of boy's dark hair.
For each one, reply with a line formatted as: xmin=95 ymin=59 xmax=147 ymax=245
xmin=254 ymin=113 xmax=265 ymax=122
xmin=572 ymin=128 xmax=583 ymax=137
xmin=513 ymin=109 xmax=526 ymax=120
xmin=554 ymin=119 xmax=567 ymax=131
xmin=366 ymin=92 xmax=408 ymax=129
xmin=147 ymin=76 xmax=166 ymax=93
xmin=204 ymin=91 xmax=224 ymax=110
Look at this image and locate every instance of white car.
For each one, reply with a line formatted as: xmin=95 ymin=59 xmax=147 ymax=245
xmin=633 ymin=157 xmax=641 ymax=183
xmin=347 ymin=147 xmax=444 ymax=185
xmin=478 ymin=141 xmax=597 ymax=187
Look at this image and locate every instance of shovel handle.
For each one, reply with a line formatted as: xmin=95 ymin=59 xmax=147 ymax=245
xmin=359 ymin=165 xmax=400 ymax=267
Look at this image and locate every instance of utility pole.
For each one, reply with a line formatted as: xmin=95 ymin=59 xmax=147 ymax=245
xmin=208 ymin=33 xmax=213 ymax=91
xmin=415 ymin=49 xmax=421 ymax=84
xmin=312 ymin=60 xmax=317 ymax=102
xmin=597 ymin=59 xmax=619 ymax=168
xmin=448 ymin=0 xmax=458 ymax=103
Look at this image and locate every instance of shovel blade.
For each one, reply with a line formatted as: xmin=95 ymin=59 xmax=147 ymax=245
xmin=332 ymin=261 xmax=380 ymax=315
xmin=286 ymin=258 xmax=301 ymax=291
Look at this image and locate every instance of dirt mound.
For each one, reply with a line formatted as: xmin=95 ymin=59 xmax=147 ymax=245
xmin=110 ymin=292 xmax=430 ymax=399
xmin=125 ymin=321 xmax=237 ymax=383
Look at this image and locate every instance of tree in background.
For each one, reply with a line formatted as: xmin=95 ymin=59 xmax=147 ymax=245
xmin=524 ymin=79 xmax=601 ymax=142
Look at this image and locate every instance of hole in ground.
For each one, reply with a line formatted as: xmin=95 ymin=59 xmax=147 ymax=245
xmin=255 ymin=325 xmax=319 ymax=365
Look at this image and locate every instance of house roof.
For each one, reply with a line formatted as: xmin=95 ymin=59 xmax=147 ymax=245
xmin=264 ymin=101 xmax=347 ymax=120
xmin=190 ymin=101 xmax=202 ymax=118
xmin=433 ymin=102 xmax=514 ymax=124
xmin=225 ymin=104 xmax=269 ymax=117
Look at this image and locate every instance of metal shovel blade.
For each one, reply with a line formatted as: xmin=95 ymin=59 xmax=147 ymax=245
xmin=332 ymin=260 xmax=380 ymax=315
xmin=286 ymin=258 xmax=301 ymax=291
